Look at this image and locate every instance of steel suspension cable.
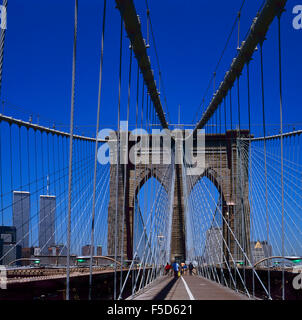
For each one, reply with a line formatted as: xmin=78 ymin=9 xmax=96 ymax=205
xmin=246 ymin=60 xmax=255 ymax=297
xmin=120 ymin=46 xmax=133 ymax=297
xmin=66 ymin=0 xmax=78 ymax=301
xmin=259 ymin=40 xmax=271 ymax=298
xmin=198 ymin=168 xmax=270 ymax=296
xmin=0 ymin=0 xmax=7 ymax=98
xmin=114 ymin=12 xmax=123 ymax=301
xmin=119 ymin=164 xmax=172 ymax=299
xmin=89 ymin=0 xmax=107 ymax=300
xmin=144 ymin=0 xmax=170 ymax=123
xmin=192 ymin=0 xmax=246 ymax=123
xmin=0 ymin=120 xmax=3 ymax=226
xmin=277 ymin=10 xmax=285 ymax=301
xmin=186 ymin=171 xmax=238 ymax=291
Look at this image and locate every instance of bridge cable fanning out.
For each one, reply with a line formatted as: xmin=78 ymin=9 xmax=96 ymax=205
xmin=192 ymin=0 xmax=247 ymax=124
xmin=0 ymin=0 xmax=301 ymax=301
xmin=88 ymin=0 xmax=107 ymax=301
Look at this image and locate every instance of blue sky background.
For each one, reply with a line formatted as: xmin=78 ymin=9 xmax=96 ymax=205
xmin=0 ymin=0 xmax=301 ymax=257
xmin=1 ymin=0 xmax=301 ymax=136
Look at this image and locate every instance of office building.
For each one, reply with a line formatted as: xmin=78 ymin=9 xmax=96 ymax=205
xmin=0 ymin=226 xmax=21 ymax=265
xmin=48 ymin=246 xmax=57 ymax=256
xmin=47 ymin=245 xmax=67 ymax=256
xmin=82 ymin=245 xmax=94 ymax=256
xmin=96 ymin=245 xmax=102 ymax=256
xmin=33 ymin=247 xmax=41 ymax=256
xmin=13 ymin=191 xmax=30 ymax=248
xmin=56 ymin=244 xmax=67 ymax=256
xmin=251 ymin=240 xmax=272 ymax=267
xmin=21 ymin=247 xmax=33 ymax=266
xmin=39 ymin=195 xmax=56 ymax=255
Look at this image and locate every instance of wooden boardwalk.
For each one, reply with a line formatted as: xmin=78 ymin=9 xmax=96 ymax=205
xmin=131 ymin=275 xmax=250 ymax=300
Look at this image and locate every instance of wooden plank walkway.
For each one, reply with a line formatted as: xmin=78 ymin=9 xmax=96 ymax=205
xmin=131 ymin=275 xmax=250 ymax=300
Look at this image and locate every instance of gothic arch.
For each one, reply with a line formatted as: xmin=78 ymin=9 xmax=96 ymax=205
xmin=133 ymin=166 xmax=170 ymax=207
xmin=187 ymin=167 xmax=227 ymax=206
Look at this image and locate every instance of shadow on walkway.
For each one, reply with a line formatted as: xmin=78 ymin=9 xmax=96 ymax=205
xmin=153 ymin=277 xmax=178 ymax=300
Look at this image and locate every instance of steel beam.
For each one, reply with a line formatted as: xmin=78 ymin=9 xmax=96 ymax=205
xmin=0 ymin=113 xmax=108 ymax=142
xmin=193 ymin=0 xmax=288 ymax=134
xmin=115 ymin=0 xmax=168 ymax=129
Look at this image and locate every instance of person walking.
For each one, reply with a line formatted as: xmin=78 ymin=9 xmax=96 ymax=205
xmin=183 ymin=263 xmax=188 ymax=275
xmin=164 ymin=262 xmax=172 ymax=276
xmin=172 ymin=261 xmax=180 ymax=278
xmin=180 ymin=262 xmax=185 ymax=275
xmin=188 ymin=262 xmax=194 ymax=275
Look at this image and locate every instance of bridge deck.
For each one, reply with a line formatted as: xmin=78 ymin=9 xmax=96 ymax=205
xmin=131 ymin=275 xmax=249 ymax=300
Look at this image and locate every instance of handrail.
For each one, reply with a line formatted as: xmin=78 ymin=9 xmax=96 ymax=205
xmin=0 ymin=113 xmax=107 ymax=142
xmin=253 ymin=256 xmax=302 ymax=268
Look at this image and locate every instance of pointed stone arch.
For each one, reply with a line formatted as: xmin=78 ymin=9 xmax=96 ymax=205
xmin=107 ymin=131 xmax=251 ymax=264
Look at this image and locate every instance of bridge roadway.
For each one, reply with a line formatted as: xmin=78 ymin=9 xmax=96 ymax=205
xmin=130 ymin=275 xmax=249 ymax=300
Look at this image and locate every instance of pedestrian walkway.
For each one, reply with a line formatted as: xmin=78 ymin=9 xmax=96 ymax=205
xmin=131 ymin=275 xmax=249 ymax=300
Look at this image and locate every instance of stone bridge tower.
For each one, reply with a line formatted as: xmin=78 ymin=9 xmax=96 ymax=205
xmin=107 ymin=130 xmax=251 ymax=265
xmin=187 ymin=130 xmax=251 ymax=264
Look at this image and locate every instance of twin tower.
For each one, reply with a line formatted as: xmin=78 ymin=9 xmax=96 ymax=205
xmin=12 ymin=191 xmax=56 ymax=255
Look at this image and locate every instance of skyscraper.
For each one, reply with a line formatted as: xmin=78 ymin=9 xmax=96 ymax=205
xmin=39 ymin=195 xmax=56 ymax=255
xmin=251 ymin=241 xmax=273 ymax=267
xmin=96 ymin=245 xmax=102 ymax=256
xmin=12 ymin=191 xmax=30 ymax=248
xmin=0 ymin=226 xmax=21 ymax=265
xmin=82 ymin=245 xmax=94 ymax=256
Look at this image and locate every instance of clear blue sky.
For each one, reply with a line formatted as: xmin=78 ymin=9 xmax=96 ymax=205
xmin=1 ymin=0 xmax=301 ymax=137
xmin=0 ymin=0 xmax=301 ymax=257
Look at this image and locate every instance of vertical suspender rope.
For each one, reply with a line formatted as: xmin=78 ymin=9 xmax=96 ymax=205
xmin=114 ymin=13 xmax=123 ymax=301
xmin=141 ymin=88 xmax=148 ymax=289
xmin=66 ymin=0 xmax=78 ymax=301
xmin=224 ymin=95 xmax=230 ymax=274
xmin=47 ymin=133 xmax=50 ymax=193
xmin=131 ymin=62 xmax=139 ymax=294
xmin=229 ymin=88 xmax=233 ymax=131
xmin=89 ymin=0 xmax=107 ymax=301
xmin=259 ymin=41 xmax=270 ymax=299
xmin=0 ymin=0 xmax=7 ymax=98
xmin=236 ymin=73 xmax=246 ymax=286
xmin=237 ymin=77 xmax=241 ymax=131
xmin=230 ymin=86 xmax=237 ymax=289
xmin=237 ymin=11 xmax=241 ymax=50
xmin=219 ymin=100 xmax=221 ymax=134
xmin=224 ymin=97 xmax=227 ymax=132
xmin=62 ymin=137 xmax=68 ymax=251
xmin=246 ymin=61 xmax=255 ymax=298
xmin=27 ymin=129 xmax=32 ymax=246
xmin=18 ymin=126 xmax=24 ymax=246
xmin=137 ymin=78 xmax=145 ymax=289
xmin=34 ymin=130 xmax=39 ymax=252
xmin=57 ymin=135 xmax=61 ymax=244
xmin=120 ymin=46 xmax=132 ymax=297
xmin=141 ymin=81 xmax=144 ymax=128
xmin=218 ymin=104 xmax=223 ymax=284
xmin=146 ymin=9 xmax=150 ymax=47
xmin=277 ymin=11 xmax=285 ymax=302
xmin=0 ymin=120 xmax=3 ymax=226
xmin=138 ymin=77 xmax=145 ymax=290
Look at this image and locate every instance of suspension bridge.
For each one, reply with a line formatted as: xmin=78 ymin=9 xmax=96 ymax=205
xmin=0 ymin=0 xmax=302 ymax=301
